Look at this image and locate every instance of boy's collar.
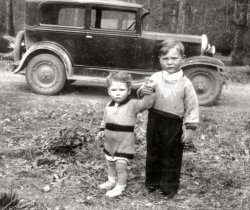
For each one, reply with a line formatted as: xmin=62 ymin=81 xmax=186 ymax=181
xmin=162 ymin=70 xmax=183 ymax=81
xmin=109 ymin=97 xmax=131 ymax=107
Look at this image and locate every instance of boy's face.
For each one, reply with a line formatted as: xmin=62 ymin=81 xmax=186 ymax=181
xmin=159 ymin=47 xmax=184 ymax=74
xmin=108 ymin=81 xmax=131 ymax=103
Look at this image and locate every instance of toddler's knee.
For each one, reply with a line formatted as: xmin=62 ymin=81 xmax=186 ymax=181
xmin=107 ymin=160 xmax=116 ymax=168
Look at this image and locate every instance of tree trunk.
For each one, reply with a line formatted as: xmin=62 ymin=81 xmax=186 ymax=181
xmin=176 ymin=0 xmax=187 ymax=33
xmin=231 ymin=0 xmax=248 ymax=65
xmin=6 ymin=0 xmax=14 ymax=36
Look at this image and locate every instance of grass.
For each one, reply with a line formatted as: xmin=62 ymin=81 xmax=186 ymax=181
xmin=0 ymin=69 xmax=249 ymax=209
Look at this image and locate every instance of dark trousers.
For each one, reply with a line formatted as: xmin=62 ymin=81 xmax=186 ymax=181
xmin=145 ymin=110 xmax=184 ymax=194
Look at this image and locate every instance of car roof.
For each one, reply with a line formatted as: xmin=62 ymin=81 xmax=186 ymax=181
xmin=26 ymin=0 xmax=143 ymax=8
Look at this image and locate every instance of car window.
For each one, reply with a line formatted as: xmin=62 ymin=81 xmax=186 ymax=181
xmin=91 ymin=8 xmax=136 ymax=31
xmin=40 ymin=4 xmax=85 ymax=28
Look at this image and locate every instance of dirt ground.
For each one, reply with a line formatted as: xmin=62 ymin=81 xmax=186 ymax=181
xmin=0 ymin=63 xmax=249 ymax=210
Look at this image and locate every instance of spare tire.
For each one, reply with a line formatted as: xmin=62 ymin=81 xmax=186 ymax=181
xmin=184 ymin=66 xmax=223 ymax=106
xmin=14 ymin=30 xmax=25 ymax=62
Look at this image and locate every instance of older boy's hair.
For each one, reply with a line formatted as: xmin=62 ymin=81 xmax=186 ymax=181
xmin=159 ymin=39 xmax=185 ymax=57
xmin=106 ymin=72 xmax=132 ymax=87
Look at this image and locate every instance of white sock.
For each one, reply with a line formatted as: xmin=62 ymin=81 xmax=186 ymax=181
xmin=115 ymin=184 xmax=126 ymax=191
xmin=108 ymin=176 xmax=116 ymax=184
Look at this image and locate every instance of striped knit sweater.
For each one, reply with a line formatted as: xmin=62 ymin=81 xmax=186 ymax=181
xmin=146 ymin=71 xmax=199 ymax=130
xmin=100 ymin=95 xmax=154 ymax=157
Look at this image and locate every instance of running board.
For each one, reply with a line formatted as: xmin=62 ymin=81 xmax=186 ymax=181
xmin=68 ymin=75 xmax=144 ymax=88
xmin=69 ymin=75 xmax=106 ymax=84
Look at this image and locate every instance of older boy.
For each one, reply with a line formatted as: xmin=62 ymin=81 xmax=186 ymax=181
xmin=138 ymin=39 xmax=199 ymax=198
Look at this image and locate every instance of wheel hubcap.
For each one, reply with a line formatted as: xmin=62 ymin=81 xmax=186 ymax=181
xmin=191 ymin=73 xmax=213 ymax=98
xmin=33 ymin=62 xmax=57 ymax=87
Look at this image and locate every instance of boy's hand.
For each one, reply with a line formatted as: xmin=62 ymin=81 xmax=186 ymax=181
xmin=140 ymin=78 xmax=155 ymax=96
xmin=95 ymin=131 xmax=105 ymax=148
xmin=96 ymin=131 xmax=105 ymax=141
xmin=140 ymin=86 xmax=154 ymax=96
xmin=181 ymin=129 xmax=194 ymax=145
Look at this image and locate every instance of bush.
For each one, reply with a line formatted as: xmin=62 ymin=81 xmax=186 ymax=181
xmin=0 ymin=191 xmax=20 ymax=210
xmin=47 ymin=127 xmax=91 ymax=156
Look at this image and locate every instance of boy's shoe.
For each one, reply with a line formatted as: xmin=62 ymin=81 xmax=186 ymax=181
xmin=105 ymin=184 xmax=126 ymax=198
xmin=147 ymin=186 xmax=158 ymax=193
xmin=99 ymin=181 xmax=116 ymax=191
xmin=183 ymin=142 xmax=197 ymax=153
xmin=161 ymin=191 xmax=176 ymax=199
xmin=146 ymin=185 xmax=160 ymax=193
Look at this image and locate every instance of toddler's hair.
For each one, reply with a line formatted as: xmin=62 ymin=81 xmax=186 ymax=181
xmin=106 ymin=72 xmax=132 ymax=87
xmin=159 ymin=39 xmax=185 ymax=57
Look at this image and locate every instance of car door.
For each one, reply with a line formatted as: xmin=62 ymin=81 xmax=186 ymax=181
xmin=37 ymin=3 xmax=87 ymax=65
xmin=84 ymin=6 xmax=140 ymax=70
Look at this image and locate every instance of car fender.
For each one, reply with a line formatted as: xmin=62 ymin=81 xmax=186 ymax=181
xmin=13 ymin=41 xmax=73 ymax=77
xmin=181 ymin=56 xmax=225 ymax=72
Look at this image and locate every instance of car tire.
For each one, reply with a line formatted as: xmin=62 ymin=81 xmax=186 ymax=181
xmin=184 ymin=66 xmax=223 ymax=106
xmin=26 ymin=54 xmax=66 ymax=95
xmin=14 ymin=30 xmax=25 ymax=61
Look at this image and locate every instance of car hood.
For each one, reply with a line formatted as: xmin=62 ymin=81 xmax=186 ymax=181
xmin=142 ymin=31 xmax=202 ymax=44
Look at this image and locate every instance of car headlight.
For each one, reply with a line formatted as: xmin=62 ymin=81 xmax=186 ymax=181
xmin=201 ymin=34 xmax=216 ymax=56
xmin=201 ymin=34 xmax=208 ymax=54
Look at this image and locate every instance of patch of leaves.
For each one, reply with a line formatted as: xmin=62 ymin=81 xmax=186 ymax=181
xmin=181 ymin=109 xmax=250 ymax=209
xmin=38 ymin=127 xmax=93 ymax=156
xmin=1 ymin=82 xmax=250 ymax=209
xmin=48 ymin=128 xmax=89 ymax=155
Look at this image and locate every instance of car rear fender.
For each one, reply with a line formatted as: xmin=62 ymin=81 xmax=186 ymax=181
xmin=13 ymin=41 xmax=73 ymax=77
xmin=182 ymin=56 xmax=225 ymax=72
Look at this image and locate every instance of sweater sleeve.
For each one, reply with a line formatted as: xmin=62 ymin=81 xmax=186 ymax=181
xmin=136 ymin=84 xmax=145 ymax=98
xmin=184 ymin=80 xmax=199 ymax=129
xmin=134 ymin=93 xmax=155 ymax=114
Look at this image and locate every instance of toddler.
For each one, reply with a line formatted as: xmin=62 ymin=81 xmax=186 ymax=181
xmin=97 ymin=72 xmax=154 ymax=198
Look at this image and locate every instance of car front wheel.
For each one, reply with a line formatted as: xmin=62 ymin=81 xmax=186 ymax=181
xmin=26 ymin=54 xmax=66 ymax=95
xmin=184 ymin=66 xmax=223 ymax=106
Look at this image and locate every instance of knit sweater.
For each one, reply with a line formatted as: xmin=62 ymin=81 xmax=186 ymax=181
xmin=148 ymin=71 xmax=199 ymax=129
xmin=100 ymin=95 xmax=154 ymax=157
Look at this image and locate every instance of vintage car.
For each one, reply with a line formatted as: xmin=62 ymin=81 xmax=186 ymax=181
xmin=12 ymin=0 xmax=225 ymax=106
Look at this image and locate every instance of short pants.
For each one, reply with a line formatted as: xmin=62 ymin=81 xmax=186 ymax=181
xmin=103 ymin=148 xmax=134 ymax=164
xmin=105 ymin=154 xmax=130 ymax=164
